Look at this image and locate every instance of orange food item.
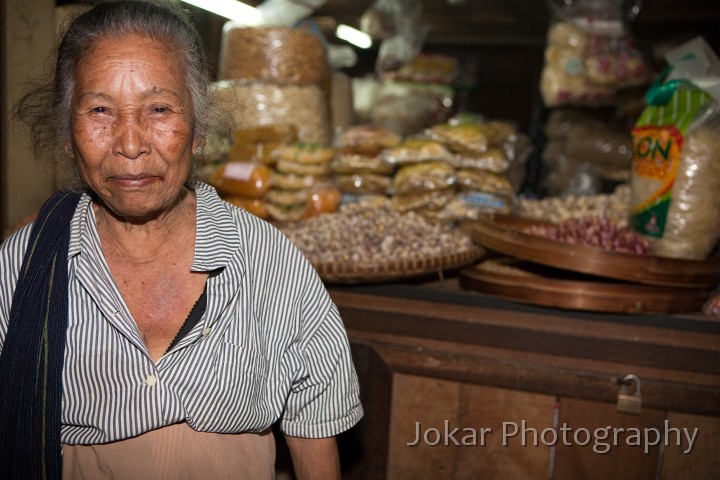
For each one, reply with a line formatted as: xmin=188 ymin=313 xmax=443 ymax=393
xmin=209 ymin=162 xmax=272 ymax=198
xmin=305 ymin=186 xmax=342 ymax=217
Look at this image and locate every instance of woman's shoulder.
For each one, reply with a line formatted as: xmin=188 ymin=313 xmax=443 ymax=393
xmin=0 ymin=221 xmax=34 ymax=260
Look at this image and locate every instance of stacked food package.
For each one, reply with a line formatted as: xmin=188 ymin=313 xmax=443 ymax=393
xmin=539 ymin=2 xmax=651 ymax=109
xmin=215 ymin=24 xmax=331 ymax=144
xmin=267 ymin=143 xmax=340 ymax=221
xmin=541 ymin=109 xmax=634 ymax=196
xmin=206 ymin=23 xmax=342 ymax=221
xmin=537 ymin=0 xmax=652 ymax=198
xmin=332 ymin=125 xmax=401 ymax=207
xmin=327 ymin=118 xmax=531 ymax=223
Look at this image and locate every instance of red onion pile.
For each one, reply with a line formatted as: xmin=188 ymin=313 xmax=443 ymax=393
xmin=522 ymin=216 xmax=651 ymax=255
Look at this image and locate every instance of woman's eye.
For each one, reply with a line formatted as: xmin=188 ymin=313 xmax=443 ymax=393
xmin=152 ymin=106 xmax=168 ymax=113
xmin=92 ymin=106 xmax=107 ymax=113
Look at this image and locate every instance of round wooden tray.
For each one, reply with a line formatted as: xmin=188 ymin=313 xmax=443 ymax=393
xmin=472 ymin=216 xmax=720 ymax=288
xmin=308 ymin=246 xmax=485 ymax=284
xmin=459 ymin=261 xmax=712 ymax=314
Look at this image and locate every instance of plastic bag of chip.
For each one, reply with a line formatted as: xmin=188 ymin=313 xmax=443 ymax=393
xmin=381 ymin=139 xmax=453 ymax=166
xmin=540 ymin=0 xmax=651 ymax=108
xmin=392 ymin=162 xmax=456 ymax=195
xmin=630 ymin=37 xmax=720 ymax=260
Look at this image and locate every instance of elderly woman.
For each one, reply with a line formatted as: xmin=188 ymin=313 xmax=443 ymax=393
xmin=0 ymin=1 xmax=362 ymax=479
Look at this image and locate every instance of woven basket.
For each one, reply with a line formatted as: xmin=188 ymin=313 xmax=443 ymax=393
xmin=308 ymin=246 xmax=485 ymax=284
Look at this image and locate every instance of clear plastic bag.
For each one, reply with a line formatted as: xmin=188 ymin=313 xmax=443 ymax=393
xmin=630 ymin=37 xmax=720 ymax=259
xmin=211 ymin=80 xmax=331 ymax=145
xmin=540 ymin=0 xmax=651 ymax=108
xmin=371 ymin=0 xmax=429 ymax=74
xmin=219 ymin=24 xmax=329 ymax=86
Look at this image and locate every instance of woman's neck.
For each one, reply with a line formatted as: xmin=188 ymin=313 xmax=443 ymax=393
xmin=93 ymin=189 xmax=197 ymax=264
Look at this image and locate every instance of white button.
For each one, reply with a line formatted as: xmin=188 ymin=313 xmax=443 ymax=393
xmin=145 ymin=374 xmax=157 ymax=386
xmin=202 ymin=328 xmax=212 ymax=337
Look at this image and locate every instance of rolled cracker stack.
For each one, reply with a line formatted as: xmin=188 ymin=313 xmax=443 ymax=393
xmin=267 ymin=143 xmax=339 ymax=222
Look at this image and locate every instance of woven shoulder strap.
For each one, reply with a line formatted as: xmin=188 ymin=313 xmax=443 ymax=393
xmin=0 ymin=190 xmax=82 ymax=480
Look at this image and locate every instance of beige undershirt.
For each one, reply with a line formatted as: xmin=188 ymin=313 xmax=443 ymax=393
xmin=62 ymin=422 xmax=276 ymax=480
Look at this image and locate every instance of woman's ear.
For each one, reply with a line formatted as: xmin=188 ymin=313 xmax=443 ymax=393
xmin=192 ymin=138 xmax=205 ymax=156
xmin=64 ymin=144 xmax=74 ymax=156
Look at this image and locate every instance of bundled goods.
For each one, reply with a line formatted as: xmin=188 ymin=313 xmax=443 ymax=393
xmin=542 ymin=109 xmax=634 ymax=196
xmin=213 ymin=22 xmax=332 ymax=145
xmin=332 ymin=124 xmax=401 ymax=204
xmin=539 ymin=0 xmax=651 ymax=108
xmin=218 ymin=24 xmax=329 ymax=87
xmin=267 ymin=143 xmax=339 ymax=222
xmin=379 ymin=53 xmax=459 ymax=85
xmin=369 ymin=81 xmax=455 ymax=137
xmin=209 ymin=161 xmax=272 ymax=219
xmin=210 ymin=81 xmax=331 ymax=145
xmin=390 ymin=161 xmax=457 ymax=217
xmin=392 ymin=118 xmax=530 ymax=221
xmin=226 ymin=124 xmax=298 ymax=166
xmin=630 ymin=37 xmax=720 ymax=260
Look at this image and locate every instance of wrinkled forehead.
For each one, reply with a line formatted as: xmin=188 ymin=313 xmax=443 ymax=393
xmin=73 ymin=33 xmax=190 ymax=95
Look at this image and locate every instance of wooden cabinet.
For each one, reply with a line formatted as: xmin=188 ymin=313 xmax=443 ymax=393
xmin=332 ymin=281 xmax=720 ymax=479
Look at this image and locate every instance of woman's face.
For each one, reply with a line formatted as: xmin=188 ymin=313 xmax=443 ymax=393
xmin=71 ymin=34 xmax=199 ymax=221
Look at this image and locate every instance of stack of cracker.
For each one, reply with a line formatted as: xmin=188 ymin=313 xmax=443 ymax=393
xmin=266 ymin=143 xmax=340 ymax=221
xmin=380 ymin=138 xmax=456 ymax=218
xmin=331 ymin=125 xmax=401 ymax=207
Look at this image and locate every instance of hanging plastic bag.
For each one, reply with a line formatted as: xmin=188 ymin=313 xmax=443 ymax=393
xmin=369 ymin=0 xmax=429 ymax=74
xmin=540 ymin=0 xmax=651 ymax=108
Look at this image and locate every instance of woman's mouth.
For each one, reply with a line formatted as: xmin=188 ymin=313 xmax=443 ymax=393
xmin=111 ymin=175 xmax=159 ymax=188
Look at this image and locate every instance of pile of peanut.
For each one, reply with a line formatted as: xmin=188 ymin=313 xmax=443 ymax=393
xmin=516 ymin=185 xmax=630 ymax=226
xmin=280 ymin=204 xmax=476 ymax=264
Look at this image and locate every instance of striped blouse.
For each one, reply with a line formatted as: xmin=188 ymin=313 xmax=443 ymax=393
xmin=0 ymin=182 xmax=363 ymax=444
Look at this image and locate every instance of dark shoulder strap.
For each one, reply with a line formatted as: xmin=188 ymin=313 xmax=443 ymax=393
xmin=0 ymin=190 xmax=82 ymax=480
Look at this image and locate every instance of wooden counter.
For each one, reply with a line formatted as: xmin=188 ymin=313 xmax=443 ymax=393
xmin=332 ymin=278 xmax=720 ymax=479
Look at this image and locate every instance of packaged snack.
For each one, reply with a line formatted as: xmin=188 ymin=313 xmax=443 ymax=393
xmin=447 ymin=148 xmax=509 ymax=174
xmin=426 ymin=123 xmax=489 ymax=154
xmin=211 ymin=81 xmax=331 ymax=144
xmin=335 ymin=174 xmax=392 ymax=195
xmin=209 ymin=162 xmax=272 ymax=198
xmin=218 ymin=25 xmax=329 ymax=87
xmin=270 ymin=172 xmax=325 ymax=190
xmin=265 ymin=188 xmax=309 ymax=207
xmin=270 ymin=143 xmax=335 ymax=165
xmin=392 ymin=161 xmax=456 ymax=195
xmin=381 ymin=139 xmax=453 ymax=165
xmin=330 ymin=154 xmax=395 ymax=175
xmin=232 ymin=125 xmax=298 ymax=145
xmin=539 ymin=0 xmax=651 ymax=108
xmin=456 ymin=169 xmax=515 ymax=197
xmin=276 ymin=159 xmax=332 ymax=176
xmin=227 ymin=142 xmax=283 ymax=165
xmin=391 ymin=190 xmax=455 ymax=213
xmin=336 ymin=124 xmax=402 ymax=155
xmin=305 ymin=186 xmax=342 ymax=217
xmin=630 ymin=37 xmax=720 ymax=260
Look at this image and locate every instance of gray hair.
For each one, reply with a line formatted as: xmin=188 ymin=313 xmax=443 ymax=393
xmin=15 ymin=0 xmax=228 ymax=189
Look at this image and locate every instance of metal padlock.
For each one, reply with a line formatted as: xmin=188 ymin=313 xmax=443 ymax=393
xmin=616 ymin=374 xmax=642 ymax=415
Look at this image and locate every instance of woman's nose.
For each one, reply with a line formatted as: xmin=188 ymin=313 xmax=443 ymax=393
xmin=113 ymin=112 xmax=149 ymax=159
